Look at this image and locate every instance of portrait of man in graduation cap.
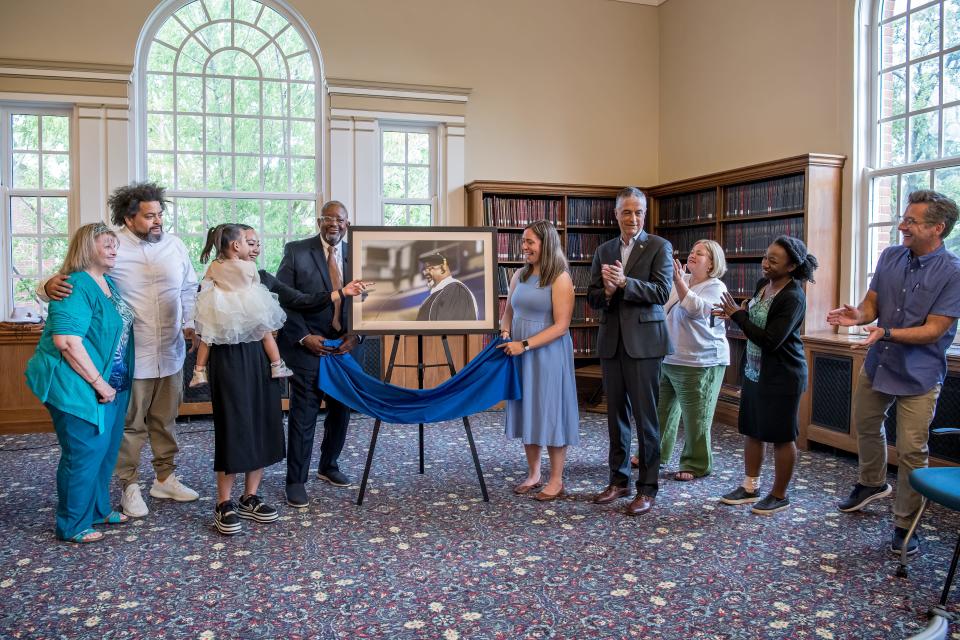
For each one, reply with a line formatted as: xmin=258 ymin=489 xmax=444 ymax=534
xmin=416 ymin=252 xmax=479 ymax=321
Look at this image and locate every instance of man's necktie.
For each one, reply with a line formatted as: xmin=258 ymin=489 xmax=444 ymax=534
xmin=328 ymin=245 xmax=343 ymax=332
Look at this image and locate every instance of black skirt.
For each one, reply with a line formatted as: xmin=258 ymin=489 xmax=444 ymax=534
xmin=738 ymin=377 xmax=800 ymax=444
xmin=209 ymin=341 xmax=285 ymax=474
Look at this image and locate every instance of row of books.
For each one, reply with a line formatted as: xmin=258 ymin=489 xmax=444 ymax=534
xmin=566 ymin=232 xmax=617 ymax=260
xmin=569 ymin=265 xmax=592 ymax=293
xmin=722 ymin=217 xmax=805 ymax=255
xmin=657 ymin=189 xmax=717 ymax=225
xmin=569 ymin=327 xmax=598 ymax=356
xmin=723 ymin=174 xmax=805 ymax=217
xmin=497 ymin=266 xmax=522 ymax=295
xmin=721 ymin=263 xmax=764 ymax=296
xmin=573 ymin=297 xmax=601 ymax=323
xmin=568 ymin=198 xmax=617 ymax=226
xmin=658 ymin=227 xmax=718 ymax=257
xmin=483 ymin=196 xmax=561 ymax=227
xmin=497 ymin=233 xmax=526 ymax=261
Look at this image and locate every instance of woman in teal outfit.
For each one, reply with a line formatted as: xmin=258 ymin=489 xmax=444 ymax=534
xmin=26 ymin=222 xmax=135 ymax=543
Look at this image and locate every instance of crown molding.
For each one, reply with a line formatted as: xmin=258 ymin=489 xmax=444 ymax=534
xmin=327 ymin=78 xmax=471 ymax=103
xmin=0 ymin=58 xmax=131 ymax=82
xmin=611 ymin=0 xmax=666 ymax=5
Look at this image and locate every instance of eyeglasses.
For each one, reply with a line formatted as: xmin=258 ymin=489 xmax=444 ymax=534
xmin=617 ymin=209 xmax=646 ymax=218
xmin=318 ymin=216 xmax=347 ymax=225
xmin=898 ymin=216 xmax=935 ymax=228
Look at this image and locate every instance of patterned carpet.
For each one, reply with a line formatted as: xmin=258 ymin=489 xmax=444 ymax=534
xmin=0 ymin=411 xmax=958 ymax=639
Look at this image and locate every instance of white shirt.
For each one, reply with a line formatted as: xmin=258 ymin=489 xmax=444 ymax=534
xmin=619 ymin=233 xmax=639 ymax=265
xmin=106 ymin=228 xmax=198 ymax=379
xmin=662 ymin=274 xmax=730 ymax=368
xmin=320 ymin=237 xmax=344 ymax=278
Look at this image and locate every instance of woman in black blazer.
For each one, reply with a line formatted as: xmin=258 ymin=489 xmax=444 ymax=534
xmin=714 ymin=236 xmax=819 ymax=515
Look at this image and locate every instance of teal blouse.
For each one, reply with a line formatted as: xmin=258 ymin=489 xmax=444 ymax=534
xmin=25 ymin=271 xmax=136 ymax=432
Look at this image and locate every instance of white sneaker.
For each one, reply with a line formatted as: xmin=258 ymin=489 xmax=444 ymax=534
xmin=121 ymin=483 xmax=149 ymax=518
xmin=149 ymin=475 xmax=200 ymax=502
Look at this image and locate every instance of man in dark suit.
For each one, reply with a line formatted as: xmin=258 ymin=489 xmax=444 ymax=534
xmin=276 ymin=200 xmax=359 ymax=508
xmin=415 ymin=253 xmax=479 ymax=321
xmin=587 ymin=187 xmax=673 ymax=516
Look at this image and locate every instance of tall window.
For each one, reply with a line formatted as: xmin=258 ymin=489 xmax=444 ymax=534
xmin=0 ymin=109 xmax=71 ymax=316
xmin=140 ymin=0 xmax=320 ymax=274
xmin=864 ymin=0 xmax=960 ymax=288
xmin=381 ymin=125 xmax=435 ymax=226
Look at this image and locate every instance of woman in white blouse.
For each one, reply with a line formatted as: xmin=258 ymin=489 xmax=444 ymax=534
xmin=656 ymin=239 xmax=729 ymax=481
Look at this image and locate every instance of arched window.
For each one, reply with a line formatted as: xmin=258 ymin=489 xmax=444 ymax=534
xmin=137 ymin=0 xmax=322 ymax=273
xmin=862 ymin=0 xmax=960 ymax=289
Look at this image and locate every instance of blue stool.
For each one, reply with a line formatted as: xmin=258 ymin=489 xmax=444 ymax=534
xmin=898 ymin=429 xmax=960 ymax=639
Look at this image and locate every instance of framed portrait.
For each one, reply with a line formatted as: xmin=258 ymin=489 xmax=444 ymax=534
xmin=347 ymin=226 xmax=499 ymax=335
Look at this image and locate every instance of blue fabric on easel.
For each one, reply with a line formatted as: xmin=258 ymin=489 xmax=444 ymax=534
xmin=316 ymin=338 xmax=521 ymax=424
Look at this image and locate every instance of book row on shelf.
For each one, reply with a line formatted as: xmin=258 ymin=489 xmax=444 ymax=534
xmin=722 ymin=217 xmax=805 ymax=255
xmin=483 ymin=196 xmax=561 ymax=227
xmin=724 ymin=174 xmax=805 ymax=217
xmin=721 ymin=263 xmax=764 ymax=297
xmin=566 ymin=232 xmax=618 ymax=261
xmin=498 ymin=265 xmax=593 ymax=295
xmin=496 ymin=296 xmax=600 ymax=324
xmin=656 ymin=189 xmax=717 ymax=225
xmin=657 ymin=226 xmax=718 ymax=257
xmin=567 ymin=198 xmax=618 ymax=226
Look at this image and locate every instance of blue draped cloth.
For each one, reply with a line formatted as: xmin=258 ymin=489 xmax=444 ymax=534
xmin=316 ymin=338 xmax=522 ymax=424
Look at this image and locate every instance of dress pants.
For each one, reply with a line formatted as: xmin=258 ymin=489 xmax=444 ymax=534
xmin=114 ymin=370 xmax=183 ymax=487
xmin=657 ymin=363 xmax=725 ymax=477
xmin=286 ymin=364 xmax=350 ymax=486
xmin=48 ymin=390 xmax=130 ymax=539
xmin=603 ymin=341 xmax=663 ymax=496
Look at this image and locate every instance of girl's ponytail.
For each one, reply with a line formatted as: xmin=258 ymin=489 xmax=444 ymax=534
xmin=200 ymin=225 xmax=223 ymax=264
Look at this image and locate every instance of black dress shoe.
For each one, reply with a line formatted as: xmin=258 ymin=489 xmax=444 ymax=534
xmin=593 ymin=485 xmax=631 ymax=505
xmin=317 ymin=469 xmax=351 ymax=487
xmin=625 ymin=494 xmax=655 ymax=516
xmin=286 ymin=483 xmax=309 ymax=508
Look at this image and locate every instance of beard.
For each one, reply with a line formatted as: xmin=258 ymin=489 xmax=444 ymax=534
xmin=135 ymin=227 xmax=164 ymax=243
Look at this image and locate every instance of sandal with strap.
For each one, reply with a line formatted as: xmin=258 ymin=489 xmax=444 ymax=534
xmin=64 ymin=528 xmax=104 ymax=544
xmin=673 ymin=471 xmax=697 ymax=482
xmin=94 ymin=511 xmax=129 ymax=525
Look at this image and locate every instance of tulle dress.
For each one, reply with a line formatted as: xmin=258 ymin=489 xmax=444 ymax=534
xmin=194 ymin=259 xmax=286 ymax=345
xmin=504 ymin=274 xmax=580 ymax=447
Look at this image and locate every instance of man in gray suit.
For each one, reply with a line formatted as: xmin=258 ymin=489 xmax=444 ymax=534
xmin=587 ymin=187 xmax=674 ymax=516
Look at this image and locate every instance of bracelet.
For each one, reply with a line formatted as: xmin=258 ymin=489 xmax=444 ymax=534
xmin=338 ymin=288 xmax=344 ymax=300
xmin=91 ymin=374 xmax=103 ymax=385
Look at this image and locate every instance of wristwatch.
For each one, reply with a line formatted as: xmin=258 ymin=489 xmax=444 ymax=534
xmin=522 ymin=340 xmax=530 ymax=352
xmin=882 ymin=327 xmax=892 ymax=341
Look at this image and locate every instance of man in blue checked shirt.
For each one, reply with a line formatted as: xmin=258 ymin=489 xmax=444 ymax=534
xmin=828 ymin=190 xmax=960 ymax=558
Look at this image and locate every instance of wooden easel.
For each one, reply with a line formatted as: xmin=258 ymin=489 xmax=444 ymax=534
xmin=356 ymin=334 xmax=490 ymax=506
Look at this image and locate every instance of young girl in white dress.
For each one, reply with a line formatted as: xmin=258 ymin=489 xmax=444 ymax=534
xmin=190 ymin=223 xmax=291 ymax=387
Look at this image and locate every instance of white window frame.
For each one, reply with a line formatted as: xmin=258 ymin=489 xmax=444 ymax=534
xmin=859 ymin=0 xmax=960 ymax=294
xmin=0 ymin=105 xmax=75 ymax=318
xmin=379 ymin=122 xmax=438 ymax=226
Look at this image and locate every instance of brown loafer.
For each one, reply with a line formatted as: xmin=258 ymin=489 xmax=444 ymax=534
xmin=513 ymin=482 xmax=542 ymax=495
xmin=625 ymin=494 xmax=655 ymax=516
xmin=534 ymin=486 xmax=565 ymax=502
xmin=593 ymin=485 xmax=631 ymax=505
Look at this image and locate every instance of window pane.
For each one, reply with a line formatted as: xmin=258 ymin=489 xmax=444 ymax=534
xmin=947 ymin=0 xmax=960 ymax=49
xmin=235 ymin=117 xmax=260 ymax=153
xmin=234 ymin=79 xmax=261 ymax=115
xmin=910 ymin=111 xmax=940 ymax=161
xmin=11 ymin=114 xmax=38 ymax=149
xmin=41 ymin=116 xmax=69 ymax=151
xmin=196 ymin=22 xmax=231 ymax=52
xmin=290 ymin=83 xmax=314 ymax=118
xmin=147 ymin=42 xmax=176 ymax=72
xmin=207 ymin=199 xmax=233 ymax=227
xmin=909 ymin=58 xmax=940 ymax=110
xmin=234 ymin=23 xmax=269 ymax=52
xmin=290 ymin=158 xmax=315 ymax=193
xmin=290 ymin=120 xmax=314 ymax=156
xmin=183 ymin=236 xmax=205 ymax=276
xmin=155 ymin=13 xmax=189 ymax=48
xmin=882 ymin=69 xmax=906 ymax=118
xmin=258 ymin=7 xmax=288 ymax=36
xmin=41 ymin=197 xmax=68 ymax=234
xmin=205 ymin=77 xmax=233 ymax=114
xmin=235 ymin=199 xmax=261 ymax=228
xmin=12 ymin=278 xmax=40 ymax=311
xmin=290 ymin=200 xmax=316 ymax=236
xmin=41 ymin=237 xmax=68 ymax=274
xmin=148 ymin=113 xmax=174 ymax=150
xmin=872 ymin=175 xmax=899 ymax=225
xmin=383 ymin=165 xmax=405 ymax=198
xmin=409 ymin=205 xmax=431 ymax=226
xmin=206 ymin=116 xmax=233 ymax=152
xmin=177 ymin=115 xmax=203 ymax=152
xmin=205 ymin=0 xmax=231 ymax=21
xmin=881 ymin=118 xmax=907 ymax=165
xmin=11 ymin=237 xmax=39 ymax=275
xmin=263 ymin=200 xmax=289 ymax=235
xmin=13 ymin=153 xmax=39 ymax=188
xmin=235 ymin=0 xmax=262 ymax=23
xmin=288 ymin=53 xmax=314 ymax=82
xmin=383 ymin=132 xmax=404 ymax=163
xmin=148 ymin=152 xmax=175 ymax=188
xmin=177 ymin=153 xmax=204 ymax=191
xmin=41 ymin=154 xmax=69 ymax=190
xmin=177 ymin=76 xmax=203 ymax=113
xmin=147 ymin=73 xmax=173 ymax=111
xmin=175 ymin=198 xmax=205 ymax=234
xmin=934 ymin=166 xmax=960 ymax=201
xmin=263 ymin=157 xmax=288 ymax=191
xmin=408 ymin=166 xmax=430 ymax=198
xmin=384 ymin=204 xmax=406 ymax=226
xmin=903 ymin=170 xmax=932 ymax=209
xmin=883 ymin=0 xmax=908 ymax=18
xmin=263 ymin=81 xmax=287 ymax=117
xmin=178 ymin=38 xmax=206 ymax=74
xmin=262 ymin=119 xmax=287 ymax=155
xmin=944 ymin=51 xmax=960 ymax=103
xmin=235 ymin=156 xmax=261 ymax=192
xmin=408 ymin=133 xmax=429 ymax=164
xmin=910 ymin=4 xmax=940 ymax=59
xmin=868 ymin=223 xmax=898 ymax=271
xmin=205 ymin=155 xmax=233 ymax=191
xmin=261 ymin=237 xmax=284 ymax=274
xmin=945 ymin=105 xmax=960 ymax=157
xmin=881 ymin=17 xmax=906 ymax=68
xmin=257 ymin=44 xmax=285 ymax=79
xmin=277 ymin=28 xmax=307 ymax=57
xmin=174 ymin=2 xmax=207 ymax=33
xmin=11 ymin=197 xmax=38 ymax=234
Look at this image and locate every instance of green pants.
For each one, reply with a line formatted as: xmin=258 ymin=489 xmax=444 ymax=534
xmin=656 ymin=363 xmax=726 ymax=477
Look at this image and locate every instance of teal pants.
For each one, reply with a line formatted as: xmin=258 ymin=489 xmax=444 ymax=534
xmin=47 ymin=391 xmax=129 ymax=540
xmin=656 ymin=363 xmax=725 ymax=477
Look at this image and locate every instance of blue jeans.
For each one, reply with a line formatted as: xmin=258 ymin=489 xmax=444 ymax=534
xmin=47 ymin=391 xmax=130 ymax=539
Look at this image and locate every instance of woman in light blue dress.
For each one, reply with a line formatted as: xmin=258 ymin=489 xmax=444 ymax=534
xmin=499 ymin=220 xmax=579 ymax=501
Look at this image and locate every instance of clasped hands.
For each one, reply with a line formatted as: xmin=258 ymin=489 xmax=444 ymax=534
xmin=601 ymin=260 xmax=628 ymax=295
xmin=301 ymin=333 xmax=359 ymax=357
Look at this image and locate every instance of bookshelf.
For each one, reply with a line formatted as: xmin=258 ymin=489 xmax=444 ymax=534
xmin=648 ymin=153 xmax=845 ymax=425
xmin=466 ymin=181 xmax=622 ymax=407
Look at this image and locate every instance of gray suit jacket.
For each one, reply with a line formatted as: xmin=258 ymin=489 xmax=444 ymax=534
xmin=587 ymin=231 xmax=674 ymax=359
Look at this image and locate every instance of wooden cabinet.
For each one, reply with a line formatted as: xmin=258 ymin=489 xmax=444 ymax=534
xmin=647 ymin=153 xmax=846 ymax=422
xmin=0 ymin=327 xmax=52 ymax=434
xmin=802 ymin=332 xmax=959 ymax=467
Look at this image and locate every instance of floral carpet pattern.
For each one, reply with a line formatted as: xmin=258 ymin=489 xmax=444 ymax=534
xmin=0 ymin=411 xmax=958 ymax=639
